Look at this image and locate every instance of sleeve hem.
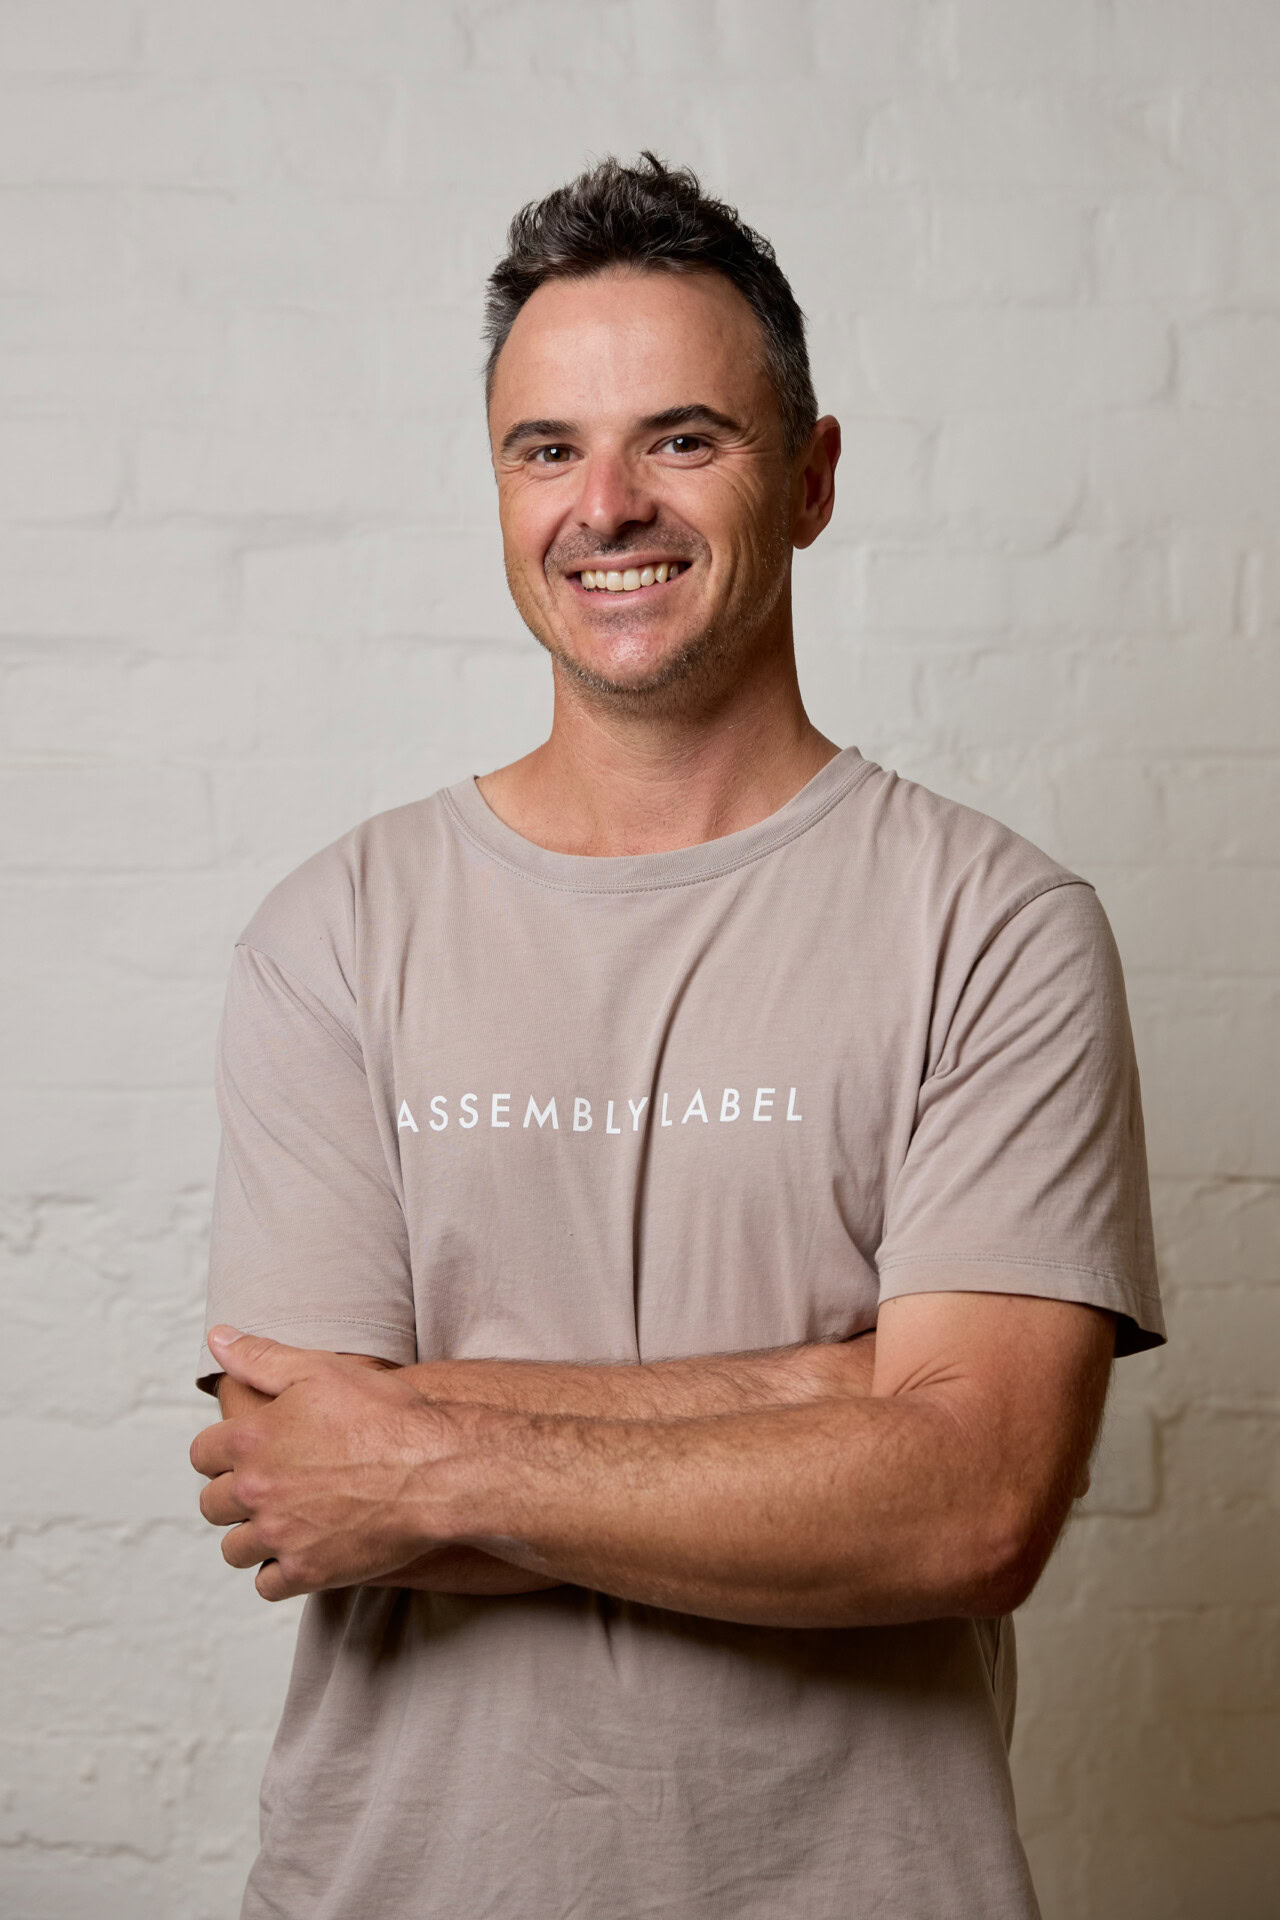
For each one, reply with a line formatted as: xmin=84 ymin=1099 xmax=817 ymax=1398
xmin=195 ymin=1317 xmax=419 ymax=1398
xmin=875 ymin=1256 xmax=1167 ymax=1356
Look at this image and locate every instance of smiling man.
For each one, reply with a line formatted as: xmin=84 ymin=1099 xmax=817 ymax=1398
xmin=191 ymin=155 xmax=1165 ymax=1920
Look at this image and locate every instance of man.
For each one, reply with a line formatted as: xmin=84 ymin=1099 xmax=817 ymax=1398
xmin=191 ymin=153 xmax=1165 ymax=1920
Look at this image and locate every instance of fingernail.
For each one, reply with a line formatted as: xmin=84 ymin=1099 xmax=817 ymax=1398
xmin=209 ymin=1325 xmax=242 ymax=1346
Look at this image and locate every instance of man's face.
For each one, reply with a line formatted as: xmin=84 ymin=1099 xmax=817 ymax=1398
xmin=488 ymin=266 xmax=800 ymax=706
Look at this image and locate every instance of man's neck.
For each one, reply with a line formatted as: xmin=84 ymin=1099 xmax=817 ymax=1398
xmin=475 ymin=659 xmax=840 ymax=858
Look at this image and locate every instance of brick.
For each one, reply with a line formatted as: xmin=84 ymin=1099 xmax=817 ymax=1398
xmin=1236 ymin=195 xmax=1280 ymax=303
xmin=933 ymin=414 xmax=1089 ymax=546
xmin=1040 ymin=1497 xmax=1280 ymax=1610
xmin=0 ymin=766 xmax=214 ymax=872
xmin=858 ymin=308 xmax=1171 ymax=413
xmin=629 ymin=0 xmax=717 ymax=72
xmin=141 ymin=0 xmax=462 ymax=75
xmin=1051 ymin=755 xmax=1168 ymax=868
xmin=1173 ymin=82 xmax=1280 ymax=192
xmin=0 ymin=528 xmax=235 ymax=643
xmin=0 ymin=187 xmax=132 ymax=294
xmin=1131 ymin=974 xmax=1280 ymax=1179
xmin=1078 ymin=1402 xmax=1159 ymax=1515
xmin=779 ymin=191 xmax=930 ymax=315
xmin=1166 ymin=529 xmax=1251 ymax=635
xmin=1159 ymin=757 xmax=1280 ymax=865
xmin=0 ymin=418 xmax=124 ymax=518
xmin=241 ymin=532 xmax=378 ymax=634
xmin=945 ymin=0 xmax=1099 ymax=81
xmin=1111 ymin=0 xmax=1280 ymax=80
xmin=712 ymin=0 xmax=814 ymax=75
xmin=130 ymin=186 xmax=467 ymax=307
xmin=823 ymin=419 xmax=931 ymax=532
xmin=211 ymin=759 xmax=370 ymax=867
xmin=866 ymin=89 xmax=1177 ymax=191
xmin=806 ymin=1 xmax=938 ymax=93
xmin=1094 ymin=864 xmax=1280 ymax=979
xmin=1096 ymin=194 xmax=1236 ymax=304
xmin=927 ymin=196 xmax=1090 ymax=302
xmin=1146 ymin=1609 xmax=1280 ymax=1716
xmin=0 ymin=79 xmax=273 ymax=189
xmin=0 ymin=292 xmax=225 ymax=415
xmin=370 ymin=525 xmax=518 ymax=641
xmin=859 ymin=548 xmax=1012 ymax=631
xmin=0 ymin=2 xmax=142 ymax=73
xmin=0 ymin=1732 xmax=174 ymax=1856
xmin=227 ymin=306 xmax=382 ymax=413
xmin=136 ymin=415 xmax=455 ymax=518
xmin=1007 ymin=537 xmax=1167 ymax=630
xmin=376 ymin=298 xmax=487 ymax=414
xmin=468 ymin=0 xmax=632 ymax=74
xmin=1158 ymin=1291 xmax=1280 ymax=1409
xmin=1152 ymin=1177 xmax=1280 ymax=1293
xmin=1097 ymin=403 xmax=1280 ymax=533
xmin=1180 ymin=314 xmax=1280 ymax=409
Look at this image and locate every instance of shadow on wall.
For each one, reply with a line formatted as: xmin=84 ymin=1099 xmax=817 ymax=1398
xmin=1012 ymin=1175 xmax=1280 ymax=1920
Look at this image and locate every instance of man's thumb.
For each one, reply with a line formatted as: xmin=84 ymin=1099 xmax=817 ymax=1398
xmin=208 ymin=1325 xmax=311 ymax=1394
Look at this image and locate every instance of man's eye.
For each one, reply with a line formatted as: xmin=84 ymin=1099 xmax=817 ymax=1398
xmin=532 ymin=444 xmax=574 ymax=464
xmin=661 ymin=435 xmax=706 ymax=456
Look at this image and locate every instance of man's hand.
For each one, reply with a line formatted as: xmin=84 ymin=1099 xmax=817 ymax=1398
xmin=192 ymin=1327 xmax=475 ymax=1602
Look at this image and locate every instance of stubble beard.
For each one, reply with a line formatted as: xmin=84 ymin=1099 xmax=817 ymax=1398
xmin=508 ymin=521 xmax=794 ymax=723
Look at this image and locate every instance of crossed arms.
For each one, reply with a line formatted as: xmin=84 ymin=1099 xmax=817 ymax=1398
xmin=192 ymin=1287 xmax=1114 ymax=1628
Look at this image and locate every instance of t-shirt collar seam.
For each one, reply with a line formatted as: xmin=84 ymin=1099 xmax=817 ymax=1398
xmin=438 ymin=757 xmax=877 ymax=897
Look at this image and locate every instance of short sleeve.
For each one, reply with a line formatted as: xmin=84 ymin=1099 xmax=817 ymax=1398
xmin=874 ymin=880 xmax=1165 ymax=1356
xmin=195 ymin=942 xmax=417 ymax=1395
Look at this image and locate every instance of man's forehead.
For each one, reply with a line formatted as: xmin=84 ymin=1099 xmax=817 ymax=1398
xmin=489 ymin=266 xmax=772 ymax=426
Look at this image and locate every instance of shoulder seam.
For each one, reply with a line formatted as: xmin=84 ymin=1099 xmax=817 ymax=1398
xmin=236 ymin=939 xmax=363 ymax=1058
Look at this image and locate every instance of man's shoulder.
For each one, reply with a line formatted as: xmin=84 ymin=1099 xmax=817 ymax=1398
xmin=232 ymin=784 xmax=459 ymax=1005
xmin=846 ymin=754 xmax=1092 ymax=932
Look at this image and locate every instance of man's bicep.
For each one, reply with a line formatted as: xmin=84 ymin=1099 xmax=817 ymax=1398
xmin=871 ymin=1289 xmax=1114 ymax=1580
xmin=196 ymin=942 xmax=417 ymax=1397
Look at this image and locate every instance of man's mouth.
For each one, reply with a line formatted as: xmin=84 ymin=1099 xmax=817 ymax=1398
xmin=573 ymin=561 xmax=687 ymax=594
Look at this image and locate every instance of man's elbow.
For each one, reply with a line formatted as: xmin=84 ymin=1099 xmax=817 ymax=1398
xmin=955 ymin=1489 xmax=1071 ymax=1618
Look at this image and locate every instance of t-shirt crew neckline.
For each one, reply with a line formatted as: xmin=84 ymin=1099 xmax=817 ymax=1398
xmin=442 ymin=744 xmax=876 ymax=896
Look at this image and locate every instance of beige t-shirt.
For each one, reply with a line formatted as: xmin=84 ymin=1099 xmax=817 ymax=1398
xmin=198 ymin=745 xmax=1164 ymax=1920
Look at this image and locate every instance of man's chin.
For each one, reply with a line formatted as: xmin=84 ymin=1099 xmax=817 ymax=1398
xmin=540 ymin=628 xmax=724 ymax=705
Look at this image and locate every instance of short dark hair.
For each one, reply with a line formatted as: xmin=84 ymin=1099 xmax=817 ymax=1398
xmin=483 ymin=151 xmax=819 ymax=456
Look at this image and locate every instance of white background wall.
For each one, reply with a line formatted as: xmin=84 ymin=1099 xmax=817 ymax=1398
xmin=2 ymin=2 xmax=1277 ymax=1915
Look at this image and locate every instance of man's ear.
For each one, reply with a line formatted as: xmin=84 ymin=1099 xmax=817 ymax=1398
xmin=791 ymin=415 xmax=841 ymax=550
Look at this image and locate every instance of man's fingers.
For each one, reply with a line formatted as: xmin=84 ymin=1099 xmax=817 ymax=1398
xmin=255 ymin=1559 xmax=313 ymax=1603
xmin=199 ymin=1472 xmax=250 ymax=1528
xmin=208 ymin=1325 xmax=323 ymax=1397
xmin=222 ymin=1520 xmax=270 ymax=1571
xmin=189 ymin=1421 xmax=235 ymax=1479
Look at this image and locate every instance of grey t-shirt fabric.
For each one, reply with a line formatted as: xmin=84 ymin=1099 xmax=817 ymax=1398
xmin=198 ymin=744 xmax=1165 ymax=1919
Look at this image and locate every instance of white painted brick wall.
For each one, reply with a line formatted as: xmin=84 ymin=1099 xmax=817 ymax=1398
xmin=2 ymin=2 xmax=1276 ymax=1913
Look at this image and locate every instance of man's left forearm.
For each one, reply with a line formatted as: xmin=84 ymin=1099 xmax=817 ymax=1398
xmin=362 ymin=1337 xmax=876 ymax=1591
xmin=417 ymin=1390 xmax=1025 ymax=1630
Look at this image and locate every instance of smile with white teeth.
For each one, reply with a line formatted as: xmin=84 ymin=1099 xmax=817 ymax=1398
xmin=578 ymin=562 xmax=682 ymax=591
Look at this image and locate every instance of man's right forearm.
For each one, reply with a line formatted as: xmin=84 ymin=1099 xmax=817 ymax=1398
xmin=395 ymin=1333 xmax=876 ymax=1420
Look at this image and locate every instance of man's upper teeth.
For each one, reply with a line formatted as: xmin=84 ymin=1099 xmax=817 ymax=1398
xmin=581 ymin=562 xmax=678 ymax=591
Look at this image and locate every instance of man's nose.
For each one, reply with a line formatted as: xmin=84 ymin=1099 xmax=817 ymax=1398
xmin=575 ymin=450 xmax=657 ymax=540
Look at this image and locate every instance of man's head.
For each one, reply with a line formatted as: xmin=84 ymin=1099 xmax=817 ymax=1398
xmin=483 ymin=154 xmax=839 ymax=715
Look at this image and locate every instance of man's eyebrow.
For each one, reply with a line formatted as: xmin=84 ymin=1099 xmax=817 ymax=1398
xmin=498 ymin=418 xmax=576 ymax=456
xmin=642 ymin=404 xmax=743 ymax=435
xmin=497 ymin=404 xmax=744 ymax=458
